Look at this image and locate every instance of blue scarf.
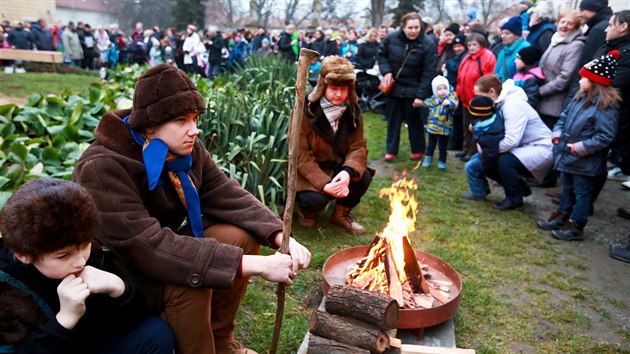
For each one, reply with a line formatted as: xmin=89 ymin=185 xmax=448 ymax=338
xmin=123 ymin=116 xmax=203 ymax=237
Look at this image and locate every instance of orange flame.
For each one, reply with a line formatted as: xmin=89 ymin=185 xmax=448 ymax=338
xmin=347 ymin=175 xmax=418 ymax=294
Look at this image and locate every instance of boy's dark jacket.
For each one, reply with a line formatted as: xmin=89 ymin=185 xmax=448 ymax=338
xmin=0 ymin=242 xmax=148 ymax=354
xmin=473 ymin=110 xmax=505 ymax=176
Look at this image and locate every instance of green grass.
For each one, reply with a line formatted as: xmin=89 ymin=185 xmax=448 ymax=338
xmin=4 ymin=72 xmax=627 ymax=353
xmin=235 ymin=112 xmax=630 ymax=353
xmin=0 ymin=72 xmax=100 ymax=98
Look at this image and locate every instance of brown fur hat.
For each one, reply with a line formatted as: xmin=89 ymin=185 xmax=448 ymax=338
xmin=128 ymin=64 xmax=205 ymax=129
xmin=0 ymin=178 xmax=100 ymax=259
xmin=308 ymin=56 xmax=358 ymax=104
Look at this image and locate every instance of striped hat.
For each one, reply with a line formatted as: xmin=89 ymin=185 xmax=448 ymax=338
xmin=468 ymin=95 xmax=495 ymax=120
xmin=579 ymin=50 xmax=619 ymax=87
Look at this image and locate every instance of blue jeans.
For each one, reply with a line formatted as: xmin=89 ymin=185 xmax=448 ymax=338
xmin=558 ymin=172 xmax=593 ymax=225
xmin=95 ymin=316 xmax=174 ymax=354
xmin=464 ymin=153 xmax=489 ymax=197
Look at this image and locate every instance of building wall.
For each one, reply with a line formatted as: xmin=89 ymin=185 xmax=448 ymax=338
xmin=55 ymin=8 xmax=116 ymax=28
xmin=0 ymin=0 xmax=56 ymax=23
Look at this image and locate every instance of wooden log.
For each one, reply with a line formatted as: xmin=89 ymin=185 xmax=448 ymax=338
xmin=310 ymin=310 xmax=390 ymax=353
xmin=385 ymin=244 xmax=404 ymax=307
xmin=307 ymin=333 xmax=370 ymax=354
xmin=325 ymin=284 xmax=399 ymax=330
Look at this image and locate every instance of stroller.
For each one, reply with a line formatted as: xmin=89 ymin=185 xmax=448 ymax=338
xmin=354 ymin=64 xmax=386 ymax=114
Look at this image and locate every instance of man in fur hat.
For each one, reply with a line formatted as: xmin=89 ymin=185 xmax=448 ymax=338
xmin=73 ymin=64 xmax=311 ymax=354
xmin=295 ymin=56 xmax=373 ymax=234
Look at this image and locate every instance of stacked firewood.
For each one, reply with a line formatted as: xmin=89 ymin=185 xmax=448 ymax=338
xmin=307 ymin=285 xmax=401 ymax=354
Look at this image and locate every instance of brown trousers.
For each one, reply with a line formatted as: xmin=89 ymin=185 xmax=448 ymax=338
xmin=161 ymin=224 xmax=261 ymax=354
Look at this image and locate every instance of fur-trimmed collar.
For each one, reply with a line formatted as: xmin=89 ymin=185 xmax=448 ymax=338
xmin=94 ymin=109 xmax=143 ymax=162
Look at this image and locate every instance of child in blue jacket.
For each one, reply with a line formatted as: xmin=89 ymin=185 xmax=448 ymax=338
xmin=422 ymin=75 xmax=459 ymax=170
xmin=537 ymin=51 xmax=621 ymax=241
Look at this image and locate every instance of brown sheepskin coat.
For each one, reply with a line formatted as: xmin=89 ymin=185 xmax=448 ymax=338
xmin=297 ymin=97 xmax=368 ymax=192
xmin=72 ymin=109 xmax=282 ymax=311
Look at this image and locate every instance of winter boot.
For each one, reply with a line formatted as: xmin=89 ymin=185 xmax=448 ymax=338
xmin=331 ymin=204 xmax=365 ymax=234
xmin=437 ymin=161 xmax=447 ymax=170
xmin=610 ymin=245 xmax=630 ymax=263
xmin=422 ymin=156 xmax=433 ymax=168
xmin=551 ymin=220 xmax=585 ymax=241
xmin=537 ymin=211 xmax=569 ymax=231
xmin=297 ymin=209 xmax=316 ymax=228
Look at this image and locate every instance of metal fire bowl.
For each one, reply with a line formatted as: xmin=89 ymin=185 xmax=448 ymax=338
xmin=322 ymin=245 xmax=462 ymax=329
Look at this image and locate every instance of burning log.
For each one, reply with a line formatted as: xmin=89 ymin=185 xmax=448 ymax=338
xmin=307 ymin=334 xmax=370 ymax=354
xmin=309 ymin=310 xmax=390 ymax=353
xmin=325 ymin=285 xmax=399 ymax=330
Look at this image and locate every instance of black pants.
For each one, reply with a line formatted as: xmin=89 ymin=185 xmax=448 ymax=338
xmin=296 ymin=169 xmax=373 ymax=213
xmin=385 ymin=97 xmax=425 ymax=155
xmin=539 ymin=113 xmax=559 ymax=131
xmin=462 ymin=109 xmax=477 ymax=156
xmin=426 ymin=134 xmax=449 ymax=163
xmin=448 ymin=104 xmax=463 ymax=150
xmin=495 ymin=153 xmax=532 ymax=203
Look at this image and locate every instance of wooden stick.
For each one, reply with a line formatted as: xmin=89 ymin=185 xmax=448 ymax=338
xmin=307 ymin=333 xmax=370 ymax=354
xmin=325 ymin=284 xmax=399 ymax=330
xmin=269 ymin=47 xmax=319 ymax=354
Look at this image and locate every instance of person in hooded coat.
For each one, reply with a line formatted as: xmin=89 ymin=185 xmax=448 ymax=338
xmin=295 ymin=56 xmax=373 ymax=235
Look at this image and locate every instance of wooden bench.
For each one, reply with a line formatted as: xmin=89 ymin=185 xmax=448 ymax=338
xmin=0 ymin=49 xmax=63 ymax=72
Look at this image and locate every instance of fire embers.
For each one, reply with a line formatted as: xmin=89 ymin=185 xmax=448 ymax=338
xmin=345 ymin=175 xmax=454 ymax=309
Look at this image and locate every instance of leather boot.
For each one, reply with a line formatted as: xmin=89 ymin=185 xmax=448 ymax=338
xmin=297 ymin=209 xmax=316 ymax=228
xmin=331 ymin=204 xmax=365 ymax=234
xmin=537 ymin=211 xmax=569 ymax=231
xmin=551 ymin=220 xmax=585 ymax=241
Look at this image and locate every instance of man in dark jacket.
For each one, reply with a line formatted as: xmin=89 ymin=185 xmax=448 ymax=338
xmin=277 ymin=23 xmax=296 ymax=62
xmin=7 ymin=21 xmax=33 ymax=49
xmin=30 ymin=19 xmax=55 ymax=51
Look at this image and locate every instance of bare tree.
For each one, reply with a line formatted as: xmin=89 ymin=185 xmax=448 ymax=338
xmin=426 ymin=0 xmax=451 ymax=24
xmin=206 ymin=0 xmax=237 ymax=27
xmin=311 ymin=0 xmax=323 ymax=28
xmin=105 ymin=0 xmax=173 ymax=31
xmin=250 ymin=0 xmax=276 ymax=26
xmin=370 ymin=0 xmax=386 ymax=27
xmin=476 ymin=0 xmax=510 ymax=26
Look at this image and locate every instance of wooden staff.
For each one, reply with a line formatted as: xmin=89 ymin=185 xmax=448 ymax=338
xmin=269 ymin=47 xmax=319 ymax=354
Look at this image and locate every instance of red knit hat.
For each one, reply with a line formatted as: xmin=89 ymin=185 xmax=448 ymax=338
xmin=579 ymin=50 xmax=619 ymax=87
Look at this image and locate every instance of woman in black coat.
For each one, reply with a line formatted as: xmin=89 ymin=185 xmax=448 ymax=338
xmin=354 ymin=28 xmax=380 ymax=70
xmin=378 ymin=12 xmax=438 ymax=161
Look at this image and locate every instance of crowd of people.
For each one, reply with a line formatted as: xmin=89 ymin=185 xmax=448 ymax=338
xmin=1 ymin=1 xmax=630 ymax=352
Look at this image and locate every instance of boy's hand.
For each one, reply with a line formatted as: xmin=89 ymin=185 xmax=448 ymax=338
xmin=443 ymin=99 xmax=451 ymax=106
xmin=79 ymin=266 xmax=125 ymax=298
xmin=56 ymin=275 xmax=90 ymax=329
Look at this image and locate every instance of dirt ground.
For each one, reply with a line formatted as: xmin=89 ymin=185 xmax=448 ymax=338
xmin=0 ymin=94 xmax=27 ymax=106
xmin=371 ymin=155 xmax=630 ymax=349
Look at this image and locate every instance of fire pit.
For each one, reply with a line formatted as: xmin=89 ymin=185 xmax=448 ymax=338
xmin=322 ymin=245 xmax=462 ymax=331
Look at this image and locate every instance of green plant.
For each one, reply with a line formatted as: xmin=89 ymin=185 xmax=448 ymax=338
xmin=200 ymin=56 xmax=297 ymax=213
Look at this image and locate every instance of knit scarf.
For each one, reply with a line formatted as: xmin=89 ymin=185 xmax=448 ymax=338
xmin=320 ymin=96 xmax=347 ymax=133
xmin=123 ymin=116 xmax=203 ymax=238
xmin=549 ymin=32 xmax=567 ymax=47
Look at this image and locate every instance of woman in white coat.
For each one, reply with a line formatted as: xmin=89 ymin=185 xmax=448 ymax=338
xmin=463 ymin=75 xmax=554 ymax=210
